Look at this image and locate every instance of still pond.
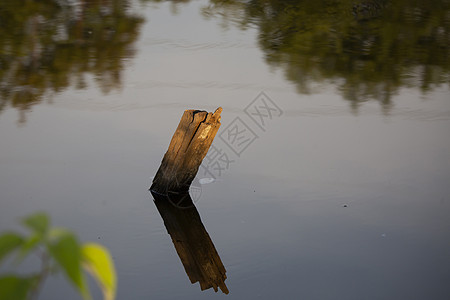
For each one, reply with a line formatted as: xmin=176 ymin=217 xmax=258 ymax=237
xmin=1 ymin=0 xmax=449 ymax=299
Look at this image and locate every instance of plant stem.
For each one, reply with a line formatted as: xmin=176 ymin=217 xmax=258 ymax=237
xmin=29 ymin=252 xmax=52 ymax=300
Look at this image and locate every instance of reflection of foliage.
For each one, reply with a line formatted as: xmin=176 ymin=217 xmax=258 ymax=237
xmin=202 ymin=0 xmax=249 ymax=30
xmin=0 ymin=0 xmax=143 ymax=122
xmin=0 ymin=213 xmax=117 ymax=300
xmin=203 ymin=0 xmax=450 ymax=110
xmin=253 ymin=0 xmax=449 ymax=109
xmin=3 ymin=0 xmax=449 ymax=117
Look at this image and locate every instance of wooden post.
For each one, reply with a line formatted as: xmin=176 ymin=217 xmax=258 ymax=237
xmin=150 ymin=107 xmax=222 ymax=195
xmin=152 ymin=192 xmax=229 ymax=294
xmin=150 ymin=107 xmax=227 ymax=293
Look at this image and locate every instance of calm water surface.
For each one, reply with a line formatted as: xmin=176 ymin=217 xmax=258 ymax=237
xmin=1 ymin=1 xmax=449 ymax=299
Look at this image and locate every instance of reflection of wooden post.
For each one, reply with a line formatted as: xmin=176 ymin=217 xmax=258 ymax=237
xmin=150 ymin=108 xmax=222 ymax=195
xmin=152 ymin=192 xmax=229 ymax=294
xmin=150 ymin=107 xmax=227 ymax=293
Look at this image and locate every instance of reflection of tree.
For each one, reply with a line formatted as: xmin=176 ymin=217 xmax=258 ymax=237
xmin=203 ymin=0 xmax=450 ymax=111
xmin=0 ymin=0 xmax=143 ymax=122
xmin=5 ymin=0 xmax=448 ymax=119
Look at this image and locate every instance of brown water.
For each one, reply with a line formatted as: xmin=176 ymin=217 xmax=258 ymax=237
xmin=1 ymin=1 xmax=450 ymax=299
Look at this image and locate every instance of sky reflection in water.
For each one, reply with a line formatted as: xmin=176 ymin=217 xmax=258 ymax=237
xmin=0 ymin=1 xmax=449 ymax=299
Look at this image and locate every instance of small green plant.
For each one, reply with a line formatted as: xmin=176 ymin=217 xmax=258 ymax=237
xmin=0 ymin=213 xmax=117 ymax=300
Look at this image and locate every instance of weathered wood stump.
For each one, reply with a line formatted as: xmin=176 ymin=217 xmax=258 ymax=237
xmin=150 ymin=107 xmax=222 ymax=195
xmin=152 ymin=192 xmax=229 ymax=294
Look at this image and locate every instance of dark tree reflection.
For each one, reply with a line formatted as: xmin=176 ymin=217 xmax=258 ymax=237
xmin=3 ymin=0 xmax=449 ymax=120
xmin=0 ymin=0 xmax=144 ymax=122
xmin=201 ymin=0 xmax=450 ymax=111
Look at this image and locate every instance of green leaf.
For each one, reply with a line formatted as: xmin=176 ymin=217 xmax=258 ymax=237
xmin=48 ymin=227 xmax=70 ymax=240
xmin=47 ymin=230 xmax=91 ymax=300
xmin=0 ymin=275 xmax=35 ymax=300
xmin=82 ymin=243 xmax=117 ymax=300
xmin=16 ymin=233 xmax=42 ymax=264
xmin=0 ymin=232 xmax=24 ymax=264
xmin=22 ymin=213 xmax=49 ymax=236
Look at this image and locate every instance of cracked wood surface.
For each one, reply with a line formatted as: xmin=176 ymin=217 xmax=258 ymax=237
xmin=150 ymin=107 xmax=222 ymax=194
